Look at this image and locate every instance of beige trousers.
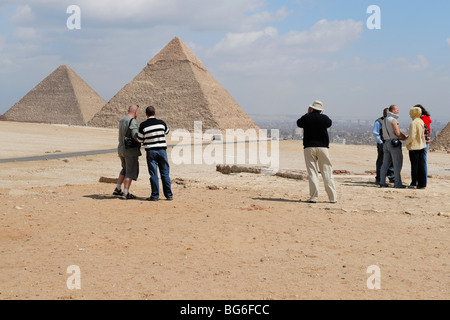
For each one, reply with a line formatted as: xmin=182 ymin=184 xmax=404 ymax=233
xmin=304 ymin=147 xmax=338 ymax=203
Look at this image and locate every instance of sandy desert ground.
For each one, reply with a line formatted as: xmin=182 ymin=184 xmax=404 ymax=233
xmin=0 ymin=121 xmax=448 ymax=300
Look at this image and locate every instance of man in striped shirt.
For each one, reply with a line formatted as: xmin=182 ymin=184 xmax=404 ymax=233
xmin=138 ymin=106 xmax=173 ymax=201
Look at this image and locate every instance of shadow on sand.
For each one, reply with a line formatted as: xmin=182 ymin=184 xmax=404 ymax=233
xmin=83 ymin=194 xmax=148 ymax=201
xmin=340 ymin=180 xmax=380 ymax=188
xmin=252 ymin=197 xmax=301 ymax=203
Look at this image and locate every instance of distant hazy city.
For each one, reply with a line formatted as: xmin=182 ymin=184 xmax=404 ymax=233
xmin=251 ymin=114 xmax=448 ymax=146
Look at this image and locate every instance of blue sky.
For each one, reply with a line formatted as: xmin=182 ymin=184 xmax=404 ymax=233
xmin=1 ymin=0 xmax=449 ymax=124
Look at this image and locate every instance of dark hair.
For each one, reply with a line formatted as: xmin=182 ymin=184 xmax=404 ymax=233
xmin=414 ymin=104 xmax=430 ymax=117
xmin=146 ymin=106 xmax=156 ymax=116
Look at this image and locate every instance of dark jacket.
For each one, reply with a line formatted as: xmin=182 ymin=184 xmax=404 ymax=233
xmin=297 ymin=111 xmax=332 ymax=148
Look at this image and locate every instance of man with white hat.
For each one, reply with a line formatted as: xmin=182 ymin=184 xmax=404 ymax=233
xmin=297 ymin=100 xmax=338 ymax=203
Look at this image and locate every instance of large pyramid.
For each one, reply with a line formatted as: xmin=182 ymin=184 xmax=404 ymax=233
xmin=89 ymin=37 xmax=259 ymax=131
xmin=3 ymin=65 xmax=106 ymax=125
xmin=430 ymin=122 xmax=450 ymax=151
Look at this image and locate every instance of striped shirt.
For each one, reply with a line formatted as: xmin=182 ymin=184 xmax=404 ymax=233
xmin=138 ymin=117 xmax=170 ymax=150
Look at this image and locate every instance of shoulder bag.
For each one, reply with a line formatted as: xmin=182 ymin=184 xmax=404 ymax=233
xmin=124 ymin=118 xmax=141 ymax=149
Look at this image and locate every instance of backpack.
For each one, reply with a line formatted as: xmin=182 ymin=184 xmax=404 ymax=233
xmin=376 ymin=117 xmax=385 ymax=143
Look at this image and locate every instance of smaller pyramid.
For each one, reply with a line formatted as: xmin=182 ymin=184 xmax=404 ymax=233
xmin=3 ymin=65 xmax=106 ymax=125
xmin=430 ymin=122 xmax=450 ymax=151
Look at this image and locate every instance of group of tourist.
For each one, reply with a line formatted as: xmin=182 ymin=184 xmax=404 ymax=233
xmin=372 ymin=104 xmax=432 ymax=190
xmin=296 ymin=101 xmax=432 ymax=204
xmin=112 ymin=100 xmax=432 ymax=204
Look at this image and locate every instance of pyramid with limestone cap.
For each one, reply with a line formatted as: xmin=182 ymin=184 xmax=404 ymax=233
xmin=148 ymin=36 xmax=207 ymax=71
xmin=2 ymin=65 xmax=106 ymax=125
xmin=89 ymin=37 xmax=259 ymax=131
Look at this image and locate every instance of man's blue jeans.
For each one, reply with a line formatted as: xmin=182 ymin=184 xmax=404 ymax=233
xmin=380 ymin=141 xmax=404 ymax=187
xmin=146 ymin=149 xmax=173 ymax=200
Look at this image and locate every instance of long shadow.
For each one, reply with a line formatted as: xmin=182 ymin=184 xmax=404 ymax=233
xmin=340 ymin=180 xmax=380 ymax=188
xmin=83 ymin=194 xmax=148 ymax=201
xmin=252 ymin=197 xmax=301 ymax=203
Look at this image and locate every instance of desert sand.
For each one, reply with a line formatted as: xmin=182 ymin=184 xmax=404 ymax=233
xmin=0 ymin=121 xmax=448 ymax=300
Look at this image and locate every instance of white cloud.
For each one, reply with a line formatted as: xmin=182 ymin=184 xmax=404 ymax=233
xmin=245 ymin=6 xmax=290 ymax=26
xmin=13 ymin=27 xmax=39 ymax=41
xmin=394 ymin=54 xmax=429 ymax=71
xmin=11 ymin=5 xmax=35 ymax=24
xmin=213 ymin=27 xmax=278 ymax=51
xmin=207 ymin=19 xmax=363 ymax=76
xmin=10 ymin=0 xmax=278 ymax=32
xmin=282 ymin=19 xmax=363 ymax=53
xmin=211 ymin=19 xmax=362 ymax=55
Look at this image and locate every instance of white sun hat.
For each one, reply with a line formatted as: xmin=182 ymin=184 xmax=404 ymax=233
xmin=309 ymin=100 xmax=324 ymax=111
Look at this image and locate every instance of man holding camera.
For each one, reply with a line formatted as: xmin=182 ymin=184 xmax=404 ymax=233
xmin=297 ymin=100 xmax=337 ymax=204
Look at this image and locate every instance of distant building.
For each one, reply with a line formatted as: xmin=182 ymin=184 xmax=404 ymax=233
xmin=333 ymin=138 xmax=347 ymax=144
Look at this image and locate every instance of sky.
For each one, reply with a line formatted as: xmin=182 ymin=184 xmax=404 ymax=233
xmin=0 ymin=0 xmax=449 ymax=124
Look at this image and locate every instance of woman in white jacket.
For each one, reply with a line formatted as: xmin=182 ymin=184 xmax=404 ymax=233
xmin=405 ymin=107 xmax=427 ymax=189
